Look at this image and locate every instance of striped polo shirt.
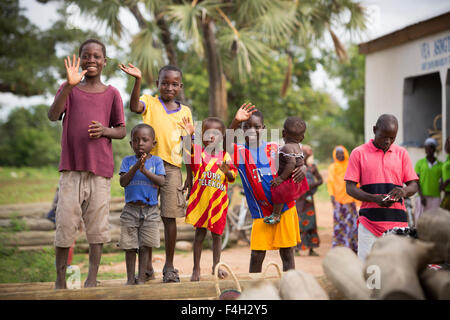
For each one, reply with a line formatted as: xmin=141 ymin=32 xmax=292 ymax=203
xmin=344 ymin=140 xmax=419 ymax=237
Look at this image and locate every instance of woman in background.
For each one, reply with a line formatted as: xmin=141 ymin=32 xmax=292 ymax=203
xmin=295 ymin=145 xmax=322 ymax=256
xmin=327 ymin=145 xmax=359 ymax=253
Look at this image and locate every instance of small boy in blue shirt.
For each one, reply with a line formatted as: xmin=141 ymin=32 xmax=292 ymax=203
xmin=119 ymin=123 xmax=165 ymax=285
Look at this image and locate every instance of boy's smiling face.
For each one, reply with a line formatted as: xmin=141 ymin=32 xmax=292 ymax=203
xmin=157 ymin=70 xmax=183 ymax=102
xmin=80 ymin=42 xmax=106 ymax=78
xmin=130 ymin=127 xmax=156 ymax=157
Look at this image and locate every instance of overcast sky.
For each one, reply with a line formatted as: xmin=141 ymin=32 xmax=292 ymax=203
xmin=1 ymin=0 xmax=449 ymax=119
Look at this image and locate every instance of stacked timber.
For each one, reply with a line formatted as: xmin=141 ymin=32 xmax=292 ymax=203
xmin=0 ymin=267 xmax=341 ymax=300
xmin=0 ymin=197 xmax=212 ymax=252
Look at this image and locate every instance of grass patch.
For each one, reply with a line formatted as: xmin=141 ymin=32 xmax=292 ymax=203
xmin=0 ymin=166 xmax=124 ymax=205
xmin=0 ymin=241 xmax=55 ymax=283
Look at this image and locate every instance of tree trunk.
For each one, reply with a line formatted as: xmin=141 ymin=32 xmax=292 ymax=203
xmin=201 ymin=18 xmax=228 ymax=120
xmin=127 ymin=4 xmax=187 ymax=104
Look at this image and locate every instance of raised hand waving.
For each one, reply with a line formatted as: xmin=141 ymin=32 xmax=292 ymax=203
xmin=64 ymin=54 xmax=87 ymax=87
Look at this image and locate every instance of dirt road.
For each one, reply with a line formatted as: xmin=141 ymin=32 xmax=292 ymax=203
xmin=100 ymin=200 xmax=334 ymax=279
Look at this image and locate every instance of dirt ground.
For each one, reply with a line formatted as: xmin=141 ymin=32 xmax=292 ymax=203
xmin=99 ymin=199 xmax=333 ymax=280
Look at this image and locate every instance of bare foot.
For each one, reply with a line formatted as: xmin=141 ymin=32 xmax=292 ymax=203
xmin=55 ymin=279 xmax=66 ymax=290
xmin=191 ymin=269 xmax=201 ymax=281
xmin=213 ymin=267 xmax=228 ymax=279
xmin=84 ymin=280 xmax=98 ymax=288
xmin=144 ymin=268 xmax=155 ymax=281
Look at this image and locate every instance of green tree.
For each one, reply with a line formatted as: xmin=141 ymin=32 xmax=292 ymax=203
xmin=0 ymin=0 xmax=100 ymax=97
xmin=323 ymin=45 xmax=365 ymax=145
xmin=0 ymin=105 xmax=61 ymax=166
xmin=61 ymin=0 xmax=367 ymax=119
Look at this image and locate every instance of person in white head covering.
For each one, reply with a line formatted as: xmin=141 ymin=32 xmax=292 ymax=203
xmin=414 ymin=137 xmax=442 ymax=225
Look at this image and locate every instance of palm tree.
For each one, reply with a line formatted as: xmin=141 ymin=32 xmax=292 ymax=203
xmin=62 ymin=0 xmax=367 ymax=119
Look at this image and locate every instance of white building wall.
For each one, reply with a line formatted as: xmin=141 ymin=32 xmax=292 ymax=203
xmin=364 ymin=30 xmax=450 ymax=164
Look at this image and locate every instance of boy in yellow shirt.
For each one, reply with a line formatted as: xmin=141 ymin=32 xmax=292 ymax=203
xmin=120 ymin=63 xmax=193 ymax=283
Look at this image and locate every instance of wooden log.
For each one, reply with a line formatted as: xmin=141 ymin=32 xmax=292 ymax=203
xmin=3 ymin=228 xmax=121 ymax=247
xmin=0 ymin=203 xmax=50 ymax=219
xmin=364 ymin=235 xmax=434 ymax=300
xmin=110 ymin=197 xmax=125 ymax=204
xmin=0 ymin=218 xmax=55 ymax=231
xmin=0 ymin=197 xmax=124 ymax=219
xmin=322 ymin=246 xmax=371 ymax=300
xmin=0 ymin=273 xmax=343 ymax=300
xmin=0 ymin=278 xmax=281 ymax=300
xmin=0 ymin=273 xmax=281 ymax=294
xmin=279 ymin=270 xmax=328 ymax=300
xmin=416 ymin=207 xmax=450 ymax=263
xmin=419 ymin=268 xmax=450 ymax=300
xmin=109 ymin=202 xmax=124 ymax=213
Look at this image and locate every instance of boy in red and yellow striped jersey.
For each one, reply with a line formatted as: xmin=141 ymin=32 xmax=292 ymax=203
xmin=179 ymin=116 xmax=237 ymax=281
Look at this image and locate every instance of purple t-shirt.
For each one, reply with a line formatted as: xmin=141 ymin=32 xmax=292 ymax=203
xmin=55 ymin=83 xmax=125 ymax=178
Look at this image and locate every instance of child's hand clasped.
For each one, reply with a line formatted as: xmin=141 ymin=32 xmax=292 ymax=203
xmin=139 ymin=154 xmax=148 ymax=172
xmin=119 ymin=63 xmax=142 ymax=79
xmin=88 ymin=121 xmax=106 ymax=139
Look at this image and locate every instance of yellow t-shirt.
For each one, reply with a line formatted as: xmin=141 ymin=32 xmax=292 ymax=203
xmin=139 ymin=94 xmax=193 ymax=167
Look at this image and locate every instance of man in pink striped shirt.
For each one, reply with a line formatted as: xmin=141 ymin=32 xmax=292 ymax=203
xmin=345 ymin=114 xmax=419 ymax=260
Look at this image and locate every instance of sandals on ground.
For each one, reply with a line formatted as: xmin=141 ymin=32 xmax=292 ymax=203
xmin=163 ymin=267 xmax=180 ymax=283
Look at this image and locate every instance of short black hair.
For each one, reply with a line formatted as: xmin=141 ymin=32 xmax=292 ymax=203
xmin=284 ymin=116 xmax=306 ymax=136
xmin=375 ymin=114 xmax=398 ymax=131
xmin=158 ymin=65 xmax=182 ymax=79
xmin=250 ymin=110 xmax=264 ymax=123
xmin=202 ymin=117 xmax=225 ymax=134
xmin=79 ymin=38 xmax=106 ymax=57
xmin=131 ymin=123 xmax=155 ymax=139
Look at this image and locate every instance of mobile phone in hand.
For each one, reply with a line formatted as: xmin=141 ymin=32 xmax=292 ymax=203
xmin=382 ymin=194 xmax=396 ymax=202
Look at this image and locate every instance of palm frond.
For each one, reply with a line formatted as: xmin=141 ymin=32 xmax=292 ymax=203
xmin=234 ymin=0 xmax=274 ymax=25
xmin=328 ymin=26 xmax=348 ymax=62
xmin=141 ymin=0 xmax=169 ymax=13
xmin=219 ymin=28 xmax=272 ymax=80
xmin=166 ymin=2 xmax=204 ymax=55
xmin=67 ymin=0 xmax=124 ymax=39
xmin=96 ymin=0 xmax=124 ymax=38
xmin=130 ymin=27 xmax=164 ymax=84
xmin=253 ymin=1 xmax=297 ymax=45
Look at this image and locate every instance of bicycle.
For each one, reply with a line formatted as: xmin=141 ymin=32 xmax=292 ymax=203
xmin=221 ymin=186 xmax=253 ymax=250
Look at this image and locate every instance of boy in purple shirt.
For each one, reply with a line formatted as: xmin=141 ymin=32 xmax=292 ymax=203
xmin=48 ymin=39 xmax=126 ymax=289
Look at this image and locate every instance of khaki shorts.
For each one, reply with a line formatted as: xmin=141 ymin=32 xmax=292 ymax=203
xmin=119 ymin=203 xmax=161 ymax=249
xmin=55 ymin=171 xmax=111 ymax=248
xmin=160 ymin=161 xmax=186 ymax=218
